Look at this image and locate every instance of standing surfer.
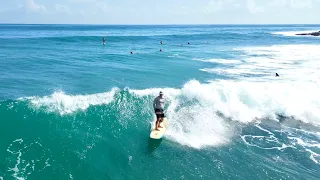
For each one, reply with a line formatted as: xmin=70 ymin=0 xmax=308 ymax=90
xmin=102 ymin=37 xmax=106 ymax=45
xmin=153 ymin=91 xmax=165 ymax=131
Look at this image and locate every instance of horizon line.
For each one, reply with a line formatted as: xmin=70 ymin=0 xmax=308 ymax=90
xmin=1 ymin=23 xmax=320 ymax=26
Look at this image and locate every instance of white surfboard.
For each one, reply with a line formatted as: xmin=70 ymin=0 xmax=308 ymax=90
xmin=150 ymin=118 xmax=168 ymax=139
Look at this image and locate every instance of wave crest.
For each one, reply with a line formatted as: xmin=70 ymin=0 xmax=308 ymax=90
xmin=20 ymin=79 xmax=320 ymax=148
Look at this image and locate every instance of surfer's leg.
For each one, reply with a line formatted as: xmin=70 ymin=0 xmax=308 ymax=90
xmin=155 ymin=114 xmax=160 ymax=131
xmin=155 ymin=120 xmax=160 ymax=131
xmin=158 ymin=113 xmax=164 ymax=128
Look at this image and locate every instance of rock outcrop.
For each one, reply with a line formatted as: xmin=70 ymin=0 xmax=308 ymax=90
xmin=296 ymin=31 xmax=320 ymax=36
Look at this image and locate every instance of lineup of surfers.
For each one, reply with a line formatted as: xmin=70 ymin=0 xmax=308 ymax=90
xmin=102 ymin=37 xmax=192 ymax=54
xmin=102 ymin=37 xmax=281 ymax=78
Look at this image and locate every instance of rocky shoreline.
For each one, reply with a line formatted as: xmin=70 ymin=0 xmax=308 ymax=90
xmin=296 ymin=31 xmax=320 ymax=36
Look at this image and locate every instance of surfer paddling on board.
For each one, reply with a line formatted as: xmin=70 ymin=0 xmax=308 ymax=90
xmin=153 ymin=91 xmax=165 ymax=131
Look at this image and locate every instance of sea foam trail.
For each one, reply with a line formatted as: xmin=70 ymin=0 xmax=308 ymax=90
xmin=201 ymin=45 xmax=320 ymax=82
xmin=237 ymin=45 xmax=320 ymax=81
xmin=26 ymin=79 xmax=320 ymax=148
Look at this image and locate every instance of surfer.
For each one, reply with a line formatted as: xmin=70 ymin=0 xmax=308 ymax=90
xmin=276 ymin=73 xmax=279 ymax=77
xmin=160 ymin=41 xmax=163 ymax=45
xmin=102 ymin=37 xmax=106 ymax=45
xmin=153 ymin=91 xmax=165 ymax=131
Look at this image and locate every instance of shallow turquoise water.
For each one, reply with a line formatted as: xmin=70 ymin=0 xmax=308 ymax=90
xmin=0 ymin=24 xmax=320 ymax=180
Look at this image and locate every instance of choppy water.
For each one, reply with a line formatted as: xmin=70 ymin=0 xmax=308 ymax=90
xmin=0 ymin=24 xmax=320 ymax=180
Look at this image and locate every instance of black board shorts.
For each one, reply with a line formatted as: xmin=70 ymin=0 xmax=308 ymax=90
xmin=155 ymin=109 xmax=165 ymax=118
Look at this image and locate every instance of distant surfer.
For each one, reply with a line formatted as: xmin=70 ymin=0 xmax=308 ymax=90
xmin=276 ymin=73 xmax=279 ymax=77
xmin=160 ymin=49 xmax=162 ymax=52
xmin=130 ymin=51 xmax=133 ymax=54
xmin=160 ymin=41 xmax=163 ymax=45
xmin=102 ymin=37 xmax=106 ymax=45
xmin=188 ymin=42 xmax=190 ymax=45
xmin=153 ymin=91 xmax=165 ymax=131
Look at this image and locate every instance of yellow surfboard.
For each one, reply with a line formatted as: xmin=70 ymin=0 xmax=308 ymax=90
xmin=150 ymin=118 xmax=168 ymax=139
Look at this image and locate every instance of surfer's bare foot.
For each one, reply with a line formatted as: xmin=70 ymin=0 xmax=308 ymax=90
xmin=158 ymin=126 xmax=163 ymax=128
xmin=155 ymin=128 xmax=160 ymax=131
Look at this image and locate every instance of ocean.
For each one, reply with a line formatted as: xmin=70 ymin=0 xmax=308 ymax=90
xmin=0 ymin=24 xmax=320 ymax=180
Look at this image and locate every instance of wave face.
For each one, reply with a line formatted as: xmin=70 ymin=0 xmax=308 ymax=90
xmin=1 ymin=24 xmax=320 ymax=180
xmin=1 ymin=80 xmax=320 ymax=179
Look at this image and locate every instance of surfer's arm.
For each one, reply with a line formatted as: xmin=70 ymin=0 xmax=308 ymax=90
xmin=153 ymin=98 xmax=156 ymax=110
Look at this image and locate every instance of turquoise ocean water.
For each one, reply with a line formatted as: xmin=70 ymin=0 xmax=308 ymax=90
xmin=0 ymin=24 xmax=320 ymax=179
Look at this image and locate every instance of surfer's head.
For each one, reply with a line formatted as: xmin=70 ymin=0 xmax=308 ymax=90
xmin=159 ymin=91 xmax=163 ymax=97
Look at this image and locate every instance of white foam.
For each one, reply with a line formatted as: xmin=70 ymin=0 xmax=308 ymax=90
xmin=241 ymin=134 xmax=291 ymax=150
xmin=200 ymin=67 xmax=269 ymax=76
xmin=131 ymin=79 xmax=320 ymax=148
xmin=306 ymin=149 xmax=320 ymax=164
xmin=130 ymin=87 xmax=179 ymax=98
xmin=289 ymin=137 xmax=320 ymax=149
xmin=212 ymin=44 xmax=320 ymax=81
xmin=25 ymin=78 xmax=320 ymax=148
xmin=241 ymin=124 xmax=295 ymax=150
xmin=194 ymin=58 xmax=241 ymax=64
xmin=29 ymin=88 xmax=118 ymax=115
xmin=164 ymin=80 xmax=234 ymax=148
xmin=7 ymin=139 xmax=25 ymax=180
xmin=7 ymin=139 xmax=50 ymax=180
xmin=288 ymin=136 xmax=320 ymax=164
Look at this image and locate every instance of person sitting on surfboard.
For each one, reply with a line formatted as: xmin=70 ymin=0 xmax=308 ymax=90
xmin=153 ymin=91 xmax=165 ymax=131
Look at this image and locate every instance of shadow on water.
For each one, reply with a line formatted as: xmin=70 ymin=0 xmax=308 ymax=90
xmin=146 ymin=138 xmax=163 ymax=154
